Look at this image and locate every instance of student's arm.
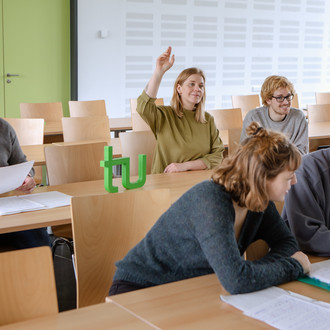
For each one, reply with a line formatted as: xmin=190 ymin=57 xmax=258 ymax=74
xmin=145 ymin=46 xmax=175 ymax=98
xmin=290 ymin=113 xmax=309 ymax=155
xmin=283 ymin=177 xmax=330 ymax=256
xmin=192 ymin=195 xmax=305 ymax=295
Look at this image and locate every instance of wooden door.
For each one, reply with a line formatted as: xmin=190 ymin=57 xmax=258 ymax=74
xmin=1 ymin=0 xmax=70 ymax=118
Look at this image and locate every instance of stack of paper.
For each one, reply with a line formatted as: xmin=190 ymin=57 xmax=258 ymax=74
xmin=0 ymin=191 xmax=72 ymax=215
xmin=221 ymin=286 xmax=330 ymax=329
xmin=299 ymin=260 xmax=330 ymax=290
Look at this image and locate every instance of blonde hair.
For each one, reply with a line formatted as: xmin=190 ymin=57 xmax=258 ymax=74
xmin=170 ymin=67 xmax=206 ymax=123
xmin=212 ymin=122 xmax=301 ymax=212
xmin=260 ymin=75 xmax=296 ymax=106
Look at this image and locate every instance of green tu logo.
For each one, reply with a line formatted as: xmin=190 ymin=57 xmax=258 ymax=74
xmin=100 ymin=146 xmax=146 ymax=193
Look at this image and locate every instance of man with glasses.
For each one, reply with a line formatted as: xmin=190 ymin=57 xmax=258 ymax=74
xmin=240 ymin=75 xmax=308 ymax=154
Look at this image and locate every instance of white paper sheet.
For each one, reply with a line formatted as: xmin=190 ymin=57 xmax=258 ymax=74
xmin=308 ymin=259 xmax=330 ymax=284
xmin=221 ymin=286 xmax=330 ymax=330
xmin=0 ymin=191 xmax=71 ymax=215
xmin=0 ymin=161 xmax=34 ymax=194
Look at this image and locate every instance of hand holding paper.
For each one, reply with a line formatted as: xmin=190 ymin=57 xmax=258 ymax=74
xmin=0 ymin=161 xmax=34 ymax=194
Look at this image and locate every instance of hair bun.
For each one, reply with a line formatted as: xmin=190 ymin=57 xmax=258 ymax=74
xmin=246 ymin=121 xmax=263 ymax=137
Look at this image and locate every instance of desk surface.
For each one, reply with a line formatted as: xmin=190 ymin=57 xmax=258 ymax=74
xmin=21 ymin=138 xmax=122 ymax=166
xmin=1 ymin=301 xmax=154 ymax=330
xmin=308 ymin=121 xmax=330 ymax=139
xmin=44 ymin=117 xmax=132 ymax=135
xmin=108 ymin=256 xmax=329 ymax=330
xmin=0 ymin=170 xmax=212 ymax=234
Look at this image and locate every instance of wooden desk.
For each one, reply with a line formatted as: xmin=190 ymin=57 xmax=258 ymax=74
xmin=0 ymin=302 xmax=154 ymax=330
xmin=0 ymin=170 xmax=212 ymax=234
xmin=108 ymin=256 xmax=329 ymax=329
xmin=21 ymin=138 xmax=122 ymax=166
xmin=308 ymin=121 xmax=330 ymax=139
xmin=43 ymin=118 xmax=132 ymax=142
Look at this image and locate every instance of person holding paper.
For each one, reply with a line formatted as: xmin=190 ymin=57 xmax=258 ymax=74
xmin=109 ymin=122 xmax=310 ymax=296
xmin=282 ymin=148 xmax=330 ymax=256
xmin=0 ymin=118 xmax=50 ymax=251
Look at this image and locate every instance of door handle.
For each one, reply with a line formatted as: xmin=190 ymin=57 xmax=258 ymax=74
xmin=6 ymin=73 xmax=20 ymax=77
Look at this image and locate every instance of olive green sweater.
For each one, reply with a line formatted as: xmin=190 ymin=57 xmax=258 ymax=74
xmin=137 ymin=91 xmax=224 ymax=174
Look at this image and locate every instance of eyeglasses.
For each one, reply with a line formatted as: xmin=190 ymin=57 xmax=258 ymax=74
xmin=271 ymin=94 xmax=294 ymax=103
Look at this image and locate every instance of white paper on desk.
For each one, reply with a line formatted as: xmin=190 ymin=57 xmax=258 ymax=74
xmin=0 ymin=191 xmax=71 ymax=215
xmin=221 ymin=287 xmax=330 ymax=330
xmin=308 ymin=259 xmax=330 ymax=284
xmin=20 ymin=191 xmax=72 ymax=208
xmin=0 ymin=161 xmax=34 ymax=194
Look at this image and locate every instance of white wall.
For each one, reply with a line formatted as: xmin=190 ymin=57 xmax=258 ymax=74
xmin=78 ymin=0 xmax=330 ymax=118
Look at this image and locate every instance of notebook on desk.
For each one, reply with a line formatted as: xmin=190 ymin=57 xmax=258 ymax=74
xmin=298 ymin=259 xmax=330 ymax=291
xmin=0 ymin=191 xmax=72 ymax=215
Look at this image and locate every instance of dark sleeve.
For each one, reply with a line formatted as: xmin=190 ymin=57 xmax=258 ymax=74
xmin=193 ymin=197 xmax=303 ymax=294
xmin=282 ymin=177 xmax=330 ymax=256
xmin=8 ymin=124 xmax=34 ymax=177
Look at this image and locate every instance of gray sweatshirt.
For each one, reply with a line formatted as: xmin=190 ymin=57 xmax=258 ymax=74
xmin=282 ymin=149 xmax=330 ymax=256
xmin=240 ymin=106 xmax=309 ymax=155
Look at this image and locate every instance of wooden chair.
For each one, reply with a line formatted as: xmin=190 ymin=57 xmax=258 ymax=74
xmin=307 ymin=104 xmax=330 ymax=124
xmin=44 ymin=142 xmax=106 ymax=185
xmin=231 ymin=94 xmax=260 ymax=119
xmin=119 ymin=131 xmax=156 ymax=176
xmin=71 ymin=188 xmax=171 ymax=308
xmin=4 ymin=118 xmax=44 ymax=184
xmin=227 ymin=128 xmax=242 ymax=156
xmin=130 ymin=97 xmax=163 ymax=131
xmin=4 ymin=118 xmax=44 ymax=145
xmin=0 ymin=246 xmax=58 ymax=326
xmin=207 ymin=108 xmax=242 ymax=130
xmin=69 ymin=100 xmax=107 ymax=117
xmin=20 ymin=102 xmax=63 ymax=123
xmin=291 ymin=93 xmax=299 ymax=109
xmin=45 ymin=142 xmax=107 ymax=238
xmin=62 ymin=116 xmax=111 ymax=142
xmin=315 ymin=92 xmax=330 ymax=104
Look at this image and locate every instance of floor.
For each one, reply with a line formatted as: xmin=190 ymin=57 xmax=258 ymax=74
xmin=51 ymin=235 xmax=77 ymax=312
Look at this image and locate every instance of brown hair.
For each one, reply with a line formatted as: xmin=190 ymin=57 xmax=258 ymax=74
xmin=170 ymin=67 xmax=206 ymax=123
xmin=212 ymin=122 xmax=301 ymax=212
xmin=260 ymin=75 xmax=296 ymax=106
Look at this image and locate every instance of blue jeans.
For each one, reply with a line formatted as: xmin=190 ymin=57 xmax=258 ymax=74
xmin=0 ymin=228 xmax=51 ymax=250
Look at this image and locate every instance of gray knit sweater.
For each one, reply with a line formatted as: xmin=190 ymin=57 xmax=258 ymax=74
xmin=0 ymin=118 xmax=34 ymax=176
xmin=113 ymin=180 xmax=304 ymax=294
xmin=240 ymin=106 xmax=309 ymax=155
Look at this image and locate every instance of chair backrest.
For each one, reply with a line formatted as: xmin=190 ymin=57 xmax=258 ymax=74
xmin=4 ymin=118 xmax=44 ymax=145
xmin=71 ymin=188 xmax=171 ymax=308
xmin=227 ymin=128 xmax=242 ymax=155
xmin=307 ymin=104 xmax=330 ymax=124
xmin=62 ymin=116 xmax=110 ymax=142
xmin=207 ymin=108 xmax=243 ymax=130
xmin=0 ymin=246 xmax=58 ymax=326
xmin=44 ymin=142 xmax=107 ymax=185
xmin=291 ymin=93 xmax=299 ymax=109
xmin=69 ymin=100 xmax=107 ymax=117
xmin=119 ymin=131 xmax=156 ymax=175
xmin=130 ymin=97 xmax=164 ymax=131
xmin=20 ymin=102 xmax=63 ymax=123
xmin=315 ymin=92 xmax=330 ymax=105
xmin=231 ymin=94 xmax=260 ymax=119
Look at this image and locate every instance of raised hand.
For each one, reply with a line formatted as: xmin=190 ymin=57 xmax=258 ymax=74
xmin=155 ymin=46 xmax=175 ymax=74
